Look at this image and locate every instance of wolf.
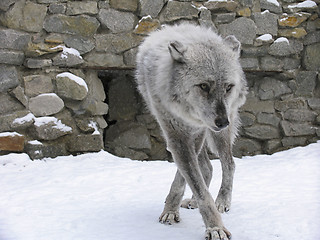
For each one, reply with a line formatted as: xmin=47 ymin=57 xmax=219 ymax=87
xmin=135 ymin=23 xmax=247 ymax=240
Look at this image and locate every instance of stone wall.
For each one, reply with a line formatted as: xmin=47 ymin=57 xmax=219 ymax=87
xmin=0 ymin=0 xmax=319 ymax=160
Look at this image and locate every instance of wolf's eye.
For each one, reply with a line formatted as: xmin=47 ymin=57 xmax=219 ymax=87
xmin=226 ymin=84 xmax=234 ymax=93
xmin=199 ymin=83 xmax=210 ymax=93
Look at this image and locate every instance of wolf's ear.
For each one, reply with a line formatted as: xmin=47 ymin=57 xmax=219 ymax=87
xmin=168 ymin=41 xmax=187 ymax=63
xmin=224 ymin=35 xmax=241 ymax=56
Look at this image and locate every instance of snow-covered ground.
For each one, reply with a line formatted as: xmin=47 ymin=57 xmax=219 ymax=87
xmin=0 ymin=141 xmax=319 ymax=240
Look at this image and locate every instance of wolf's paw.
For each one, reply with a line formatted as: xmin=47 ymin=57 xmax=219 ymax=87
xmin=205 ymin=227 xmax=232 ymax=240
xmin=215 ymin=192 xmax=232 ymax=213
xmin=159 ymin=211 xmax=180 ymax=225
xmin=181 ymin=198 xmax=198 ymax=209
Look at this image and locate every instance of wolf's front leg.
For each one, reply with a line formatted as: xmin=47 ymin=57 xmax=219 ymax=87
xmin=159 ymin=169 xmax=186 ymax=225
xmin=168 ymin=138 xmax=231 ymax=240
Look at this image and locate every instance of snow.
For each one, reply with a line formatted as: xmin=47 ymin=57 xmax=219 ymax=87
xmin=34 ymin=117 xmax=72 ymax=132
xmin=56 ymin=72 xmax=88 ymax=92
xmin=266 ymin=0 xmax=280 ymax=6
xmin=88 ymin=121 xmax=100 ymax=135
xmin=261 ymin=10 xmax=270 ymax=14
xmin=0 ymin=132 xmax=22 ymax=137
xmin=288 ymin=0 xmax=317 ymax=8
xmin=12 ymin=113 xmax=35 ymax=125
xmin=28 ymin=140 xmax=43 ymax=145
xmin=274 ymin=37 xmax=289 ymax=44
xmin=0 ymin=141 xmax=319 ymax=240
xmin=51 ymin=45 xmax=83 ymax=59
xmin=256 ymin=34 xmax=273 ymax=41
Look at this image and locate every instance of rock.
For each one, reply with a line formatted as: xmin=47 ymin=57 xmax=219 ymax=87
xmin=241 ymin=96 xmax=275 ymax=113
xmin=0 ymin=132 xmax=24 ymax=152
xmin=260 ymin=0 xmax=282 ymax=13
xmin=237 ymin=7 xmax=251 ymax=17
xmin=85 ymin=70 xmax=106 ymax=102
xmin=257 ymin=112 xmax=281 ymax=126
xmin=10 ymin=112 xmax=35 ymax=130
xmin=43 ymin=14 xmax=100 ymax=37
xmin=239 ymin=112 xmax=256 ymax=127
xmin=74 ymin=118 xmax=97 ymax=133
xmin=244 ymin=124 xmax=280 ymax=139
xmin=0 ymin=93 xmax=24 ymax=115
xmin=255 ymin=34 xmax=274 ymax=46
xmin=303 ymin=43 xmax=320 ymax=71
xmin=140 ymin=0 xmax=165 ymax=18
xmin=66 ymin=1 xmax=98 ymax=15
xmin=26 ymin=42 xmax=64 ymax=57
xmin=268 ymin=38 xmax=293 ymax=56
xmin=253 ymin=11 xmax=278 ymax=36
xmin=307 ymin=98 xmax=320 ymax=110
xmin=0 ymin=65 xmax=19 ymax=93
xmin=9 ymin=86 xmax=28 ymax=107
xmin=233 ymin=138 xmax=262 ymax=157
xmin=278 ymin=13 xmax=309 ymax=27
xmin=283 ymin=57 xmax=301 ymax=70
xmin=24 ymin=58 xmax=52 ymax=69
xmin=52 ymin=51 xmax=84 ymax=67
xmin=265 ymin=139 xmax=282 ymax=154
xmin=0 ymin=110 xmax=31 ymax=132
xmin=285 ymin=1 xmax=318 ymax=13
xmin=83 ymin=100 xmax=109 ymax=116
xmin=275 ymin=98 xmax=307 ymax=111
xmin=242 ymin=45 xmax=269 ymax=56
xmin=282 ymin=137 xmax=307 ymax=148
xmin=26 ymin=141 xmax=68 ymax=160
xmin=0 ymin=50 xmax=23 ymax=65
xmin=95 ymin=33 xmax=143 ymax=54
xmin=110 ymin=0 xmax=138 ymax=12
xmin=56 ymin=72 xmax=88 ymax=100
xmin=33 ymin=116 xmax=72 ymax=140
xmin=260 ymin=56 xmax=284 ymax=71
xmin=49 ymin=3 xmax=66 ymax=14
xmin=29 ymin=93 xmax=65 ymax=117
xmin=280 ymin=121 xmax=315 ymax=136
xmin=124 ymin=47 xmax=139 ymax=67
xmin=23 ymin=75 xmax=54 ymax=97
xmin=113 ymin=145 xmax=149 ymax=160
xmin=304 ymin=31 xmax=320 ymax=45
xmin=278 ymin=28 xmax=307 ymax=38
xmin=67 ymin=134 xmax=103 ymax=152
xmin=84 ymin=52 xmax=124 ymax=68
xmin=295 ymin=71 xmax=317 ymax=97
xmin=283 ymin=109 xmax=317 ymax=122
xmin=44 ymin=33 xmax=64 ymax=44
xmin=98 ymin=8 xmax=137 ymax=33
xmin=204 ymin=0 xmax=239 ymax=12
xmin=0 ymin=29 xmax=31 ymax=50
xmin=160 ymin=0 xmax=199 ymax=22
xmin=219 ymin=17 xmax=257 ymax=45
xmin=134 ymin=17 xmax=161 ymax=35
xmin=64 ymin=36 xmax=95 ymax=54
xmin=0 ymin=0 xmax=16 ymax=11
xmin=240 ymin=58 xmax=260 ymax=70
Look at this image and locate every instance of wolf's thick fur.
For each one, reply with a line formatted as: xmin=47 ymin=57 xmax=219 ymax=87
xmin=135 ymin=23 xmax=247 ymax=240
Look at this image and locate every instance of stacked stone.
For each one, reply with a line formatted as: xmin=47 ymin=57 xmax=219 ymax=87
xmin=0 ymin=0 xmax=319 ymax=160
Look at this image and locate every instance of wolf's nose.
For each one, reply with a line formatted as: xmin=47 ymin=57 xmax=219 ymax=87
xmin=215 ymin=117 xmax=229 ymax=129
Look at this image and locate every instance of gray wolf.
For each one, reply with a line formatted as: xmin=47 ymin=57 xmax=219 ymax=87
xmin=135 ymin=23 xmax=247 ymax=240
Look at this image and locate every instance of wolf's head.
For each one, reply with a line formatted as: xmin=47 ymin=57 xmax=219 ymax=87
xmin=167 ymin=35 xmax=247 ymax=132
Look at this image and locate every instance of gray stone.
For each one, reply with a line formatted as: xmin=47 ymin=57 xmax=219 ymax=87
xmin=74 ymin=118 xmax=97 ymax=133
xmin=140 ymin=0 xmax=165 ymax=18
xmin=241 ymin=45 xmax=269 ymax=57
xmin=0 ymin=110 xmax=31 ymax=132
xmin=66 ymin=1 xmax=98 ymax=15
xmin=275 ymin=98 xmax=307 ymax=111
xmin=260 ymin=57 xmax=284 ymax=71
xmin=0 ymin=65 xmax=19 ymax=93
xmin=295 ymin=71 xmax=317 ymax=97
xmin=283 ymin=109 xmax=317 ymax=122
xmin=268 ymin=38 xmax=293 ymax=56
xmin=9 ymin=86 xmax=28 ymax=107
xmin=307 ymin=98 xmax=320 ymax=110
xmin=24 ymin=75 xmax=54 ymax=97
xmin=21 ymin=1 xmax=47 ymax=32
xmin=244 ymin=124 xmax=280 ymax=139
xmin=265 ymin=139 xmax=282 ymax=153
xmin=219 ymin=17 xmax=257 ymax=45
xmin=240 ymin=112 xmax=256 ymax=127
xmin=283 ymin=58 xmax=301 ymax=70
xmin=52 ymin=52 xmax=84 ymax=67
xmin=0 ymin=29 xmax=31 ymax=50
xmin=10 ymin=111 xmax=35 ymax=130
xmin=214 ymin=13 xmax=236 ymax=24
xmin=160 ymin=0 xmax=199 ymax=22
xmin=260 ymin=0 xmax=282 ymax=13
xmin=84 ymin=52 xmax=124 ymax=68
xmin=29 ymin=93 xmax=65 ymax=117
xmin=98 ymin=8 xmax=137 ymax=33
xmin=303 ymin=43 xmax=320 ymax=71
xmin=233 ymin=138 xmax=261 ymax=157
xmin=64 ymin=36 xmax=95 ymax=55
xmin=84 ymin=100 xmax=109 ymax=116
xmin=110 ymin=0 xmax=138 ymax=12
xmin=280 ymin=121 xmax=316 ymax=136
xmin=285 ymin=1 xmax=318 ymax=13
xmin=95 ymin=33 xmax=143 ymax=54
xmin=241 ymin=96 xmax=275 ymax=114
xmin=253 ymin=11 xmax=278 ymax=36
xmin=49 ymin=3 xmax=66 ymax=14
xmin=0 ymin=50 xmax=24 ymax=65
xmin=0 ymin=93 xmax=24 ymax=115
xmin=282 ymin=137 xmax=307 ymax=148
xmin=124 ymin=48 xmax=139 ymax=67
xmin=33 ymin=116 xmax=72 ymax=140
xmin=113 ymin=146 xmax=149 ymax=160
xmin=86 ymin=70 xmax=106 ymax=102
xmin=257 ymin=112 xmax=281 ymax=126
xmin=0 ymin=0 xmax=16 ymax=11
xmin=43 ymin=14 xmax=100 ymax=37
xmin=240 ymin=58 xmax=259 ymax=70
xmin=24 ymin=58 xmax=52 ymax=69
xmin=26 ymin=141 xmax=68 ymax=160
xmin=56 ymin=73 xmax=88 ymax=100
xmin=204 ymin=0 xmax=239 ymax=12
xmin=67 ymin=134 xmax=103 ymax=153
xmin=259 ymin=78 xmax=292 ymax=100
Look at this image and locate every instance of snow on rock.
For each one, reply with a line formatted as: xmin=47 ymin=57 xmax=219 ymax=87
xmin=28 ymin=140 xmax=43 ymax=145
xmin=0 ymin=132 xmax=23 ymax=137
xmin=12 ymin=113 xmax=35 ymax=125
xmin=274 ymin=37 xmax=290 ymax=44
xmin=56 ymin=72 xmax=88 ymax=91
xmin=257 ymin=34 xmax=273 ymax=41
xmin=51 ymin=45 xmax=83 ymax=59
xmin=56 ymin=72 xmax=88 ymax=100
xmin=266 ymin=0 xmax=280 ymax=6
xmin=88 ymin=121 xmax=100 ymax=135
xmin=288 ymin=0 xmax=317 ymax=8
xmin=34 ymin=117 xmax=72 ymax=133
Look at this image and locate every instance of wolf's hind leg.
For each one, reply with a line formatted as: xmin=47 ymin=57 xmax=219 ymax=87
xmin=181 ymin=148 xmax=213 ymax=209
xmin=159 ymin=169 xmax=186 ymax=225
